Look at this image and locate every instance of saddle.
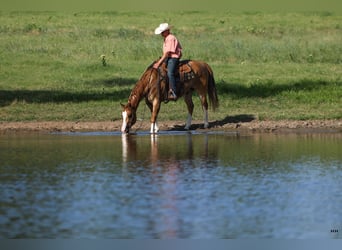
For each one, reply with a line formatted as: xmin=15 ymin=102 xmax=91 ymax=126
xmin=158 ymin=59 xmax=196 ymax=102
xmin=177 ymin=60 xmax=196 ymax=82
xmin=159 ymin=60 xmax=195 ymax=84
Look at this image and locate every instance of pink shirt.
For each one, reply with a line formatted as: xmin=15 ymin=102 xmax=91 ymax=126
xmin=163 ymin=34 xmax=182 ymax=58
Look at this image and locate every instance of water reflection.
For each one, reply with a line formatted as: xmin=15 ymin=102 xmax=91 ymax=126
xmin=121 ymin=132 xmax=222 ymax=172
xmin=120 ymin=133 xmax=223 ymax=238
xmin=0 ymin=132 xmax=341 ymax=238
xmin=149 ymin=134 xmax=181 ymax=239
xmin=121 ymin=133 xmax=195 ymax=238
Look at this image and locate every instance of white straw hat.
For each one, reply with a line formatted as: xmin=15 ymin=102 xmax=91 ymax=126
xmin=154 ymin=23 xmax=171 ymax=35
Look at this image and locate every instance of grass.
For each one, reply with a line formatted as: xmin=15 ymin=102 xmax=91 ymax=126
xmin=0 ymin=11 xmax=341 ymax=123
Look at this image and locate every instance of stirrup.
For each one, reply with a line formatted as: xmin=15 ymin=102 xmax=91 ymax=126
xmin=168 ymin=89 xmax=177 ymax=101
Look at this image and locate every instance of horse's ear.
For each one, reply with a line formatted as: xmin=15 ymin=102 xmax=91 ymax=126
xmin=120 ymin=103 xmax=125 ymax=108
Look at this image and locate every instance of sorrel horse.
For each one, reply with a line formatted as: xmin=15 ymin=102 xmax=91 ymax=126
xmin=121 ymin=60 xmax=219 ymax=133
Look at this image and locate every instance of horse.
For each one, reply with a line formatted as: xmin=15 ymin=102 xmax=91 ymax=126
xmin=121 ymin=60 xmax=219 ymax=133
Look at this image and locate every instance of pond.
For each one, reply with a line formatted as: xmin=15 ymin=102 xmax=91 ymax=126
xmin=0 ymin=131 xmax=341 ymax=238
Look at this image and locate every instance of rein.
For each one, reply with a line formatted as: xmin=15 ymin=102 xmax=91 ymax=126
xmin=132 ymin=67 xmax=159 ymax=133
xmin=133 ymin=104 xmax=146 ymax=133
xmin=126 ymin=66 xmax=168 ymax=133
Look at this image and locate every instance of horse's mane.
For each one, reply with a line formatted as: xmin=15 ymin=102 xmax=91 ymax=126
xmin=146 ymin=61 xmax=155 ymax=70
xmin=127 ymin=61 xmax=157 ymax=106
xmin=137 ymin=61 xmax=156 ymax=81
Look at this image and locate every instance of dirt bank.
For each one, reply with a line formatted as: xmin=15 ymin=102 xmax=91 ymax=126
xmin=1 ymin=119 xmax=341 ymax=134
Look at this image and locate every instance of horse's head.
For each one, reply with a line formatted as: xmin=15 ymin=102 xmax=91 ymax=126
xmin=121 ymin=103 xmax=137 ymax=133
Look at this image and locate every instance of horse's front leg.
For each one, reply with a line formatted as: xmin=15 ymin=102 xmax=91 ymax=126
xmin=150 ymin=99 xmax=160 ymax=133
xmin=184 ymin=94 xmax=194 ymax=130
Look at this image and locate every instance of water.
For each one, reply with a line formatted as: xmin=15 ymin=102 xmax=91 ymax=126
xmin=0 ymin=131 xmax=341 ymax=238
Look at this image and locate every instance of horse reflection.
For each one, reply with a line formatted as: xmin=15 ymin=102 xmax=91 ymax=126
xmin=120 ymin=133 xmax=217 ymax=238
xmin=121 ymin=133 xmax=215 ymax=167
xmin=121 ymin=134 xmax=137 ymax=164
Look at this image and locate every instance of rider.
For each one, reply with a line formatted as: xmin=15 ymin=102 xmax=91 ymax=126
xmin=153 ymin=23 xmax=182 ymax=101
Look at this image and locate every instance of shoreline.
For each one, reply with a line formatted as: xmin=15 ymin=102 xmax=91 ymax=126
xmin=1 ymin=119 xmax=341 ymax=134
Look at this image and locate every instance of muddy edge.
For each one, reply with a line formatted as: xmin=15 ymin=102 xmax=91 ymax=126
xmin=0 ymin=120 xmax=341 ymax=134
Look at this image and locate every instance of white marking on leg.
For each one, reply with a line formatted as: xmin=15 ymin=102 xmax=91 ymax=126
xmin=154 ymin=122 xmax=159 ymax=133
xmin=203 ymin=109 xmax=209 ymax=128
xmin=185 ymin=113 xmax=192 ymax=130
xmin=121 ymin=111 xmax=128 ymax=133
xmin=150 ymin=122 xmax=159 ymax=133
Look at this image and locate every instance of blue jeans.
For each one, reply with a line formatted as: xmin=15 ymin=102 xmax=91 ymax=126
xmin=166 ymin=58 xmax=179 ymax=93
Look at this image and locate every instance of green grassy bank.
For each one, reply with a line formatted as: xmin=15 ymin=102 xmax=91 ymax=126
xmin=0 ymin=11 xmax=341 ymax=123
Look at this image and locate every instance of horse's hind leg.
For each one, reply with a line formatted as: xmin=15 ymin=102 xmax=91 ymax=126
xmin=184 ymin=93 xmax=194 ymax=130
xmin=199 ymin=94 xmax=209 ymax=129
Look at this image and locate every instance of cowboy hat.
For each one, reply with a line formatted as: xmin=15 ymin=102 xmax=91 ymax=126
xmin=154 ymin=23 xmax=171 ymax=35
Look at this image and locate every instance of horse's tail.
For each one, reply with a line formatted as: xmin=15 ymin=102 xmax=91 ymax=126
xmin=206 ymin=63 xmax=219 ymax=111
